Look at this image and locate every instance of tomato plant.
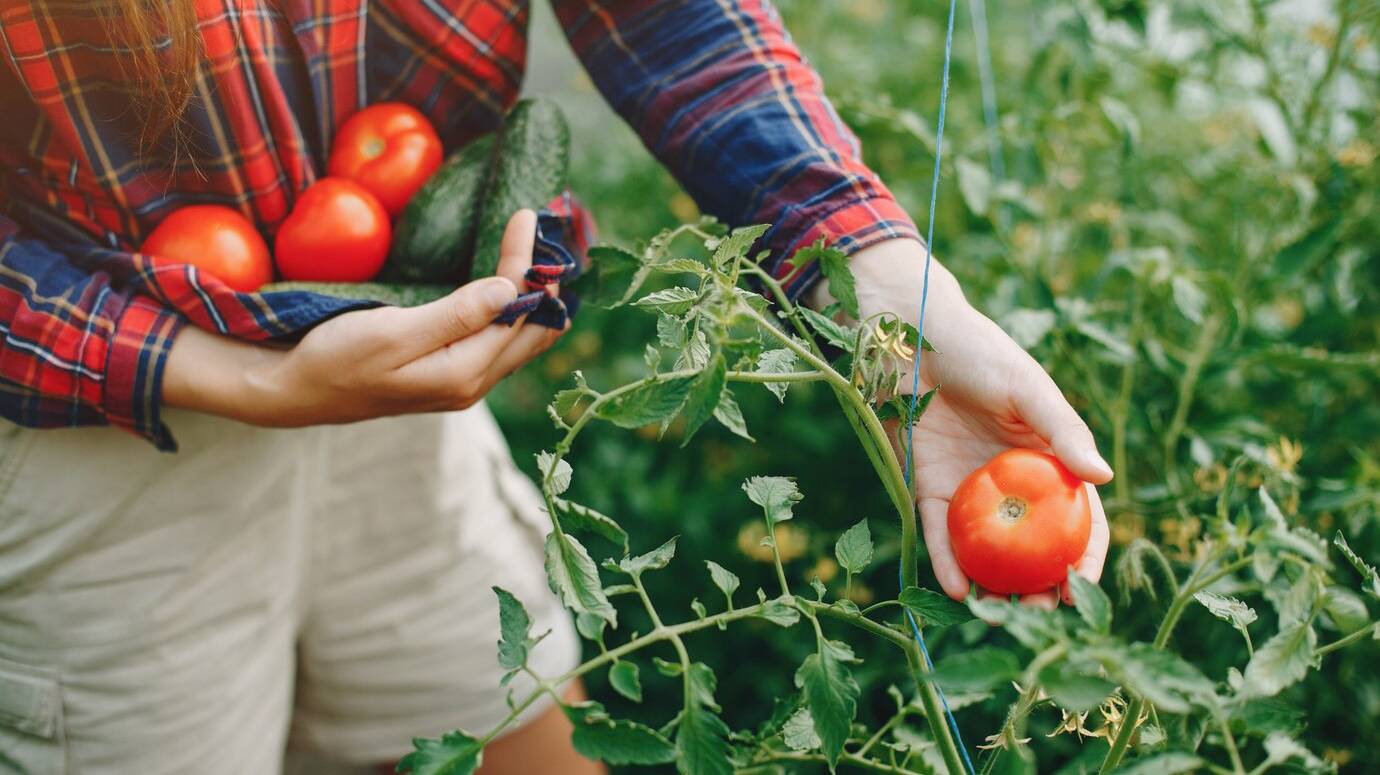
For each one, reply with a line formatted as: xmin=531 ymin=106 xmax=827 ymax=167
xmin=948 ymin=449 xmax=1091 ymax=595
xmin=274 ymin=177 xmax=390 ymax=282
xmin=140 ymin=204 xmax=273 ymax=292
xmin=403 ymin=1 xmax=1379 ymax=774
xmin=328 ymin=102 xmax=443 ymax=217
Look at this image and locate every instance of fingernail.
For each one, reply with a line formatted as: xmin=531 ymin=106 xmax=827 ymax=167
xmin=1088 ymin=452 xmax=1113 ymax=480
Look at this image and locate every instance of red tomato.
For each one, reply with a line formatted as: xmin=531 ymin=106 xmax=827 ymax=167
xmin=274 ymin=178 xmax=391 ymax=282
xmin=947 ymin=449 xmax=1092 ymax=595
xmin=327 ymin=102 xmax=443 ymax=217
xmin=140 ymin=205 xmax=273 ymax=292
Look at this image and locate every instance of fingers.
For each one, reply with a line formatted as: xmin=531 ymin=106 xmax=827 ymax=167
xmin=1012 ymin=362 xmax=1113 ymax=484
xmin=919 ymin=496 xmax=970 ymax=600
xmin=495 ymin=209 xmax=538 ymax=289
xmin=482 ymin=317 xmax=564 ymax=388
xmin=395 ymin=275 xmax=520 ymax=359
xmin=1061 ymin=484 xmax=1111 ymax=605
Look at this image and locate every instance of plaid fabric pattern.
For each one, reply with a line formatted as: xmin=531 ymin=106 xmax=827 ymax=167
xmin=0 ymin=0 xmax=919 ymax=450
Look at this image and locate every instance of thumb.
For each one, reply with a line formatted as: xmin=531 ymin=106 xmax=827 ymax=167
xmin=1013 ymin=361 xmax=1113 ymax=484
xmin=404 ymin=276 xmax=518 ymax=355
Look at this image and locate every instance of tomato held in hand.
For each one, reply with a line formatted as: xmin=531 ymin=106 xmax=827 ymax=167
xmin=328 ymin=102 xmax=443 ymax=217
xmin=275 ymin=178 xmax=391 ymax=282
xmin=141 ymin=205 xmax=273 ymax=292
xmin=947 ymin=449 xmax=1092 ymax=595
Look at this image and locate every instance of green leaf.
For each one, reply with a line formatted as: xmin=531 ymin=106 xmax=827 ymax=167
xmin=597 ymin=376 xmax=694 ymax=429
xmin=1321 ymin=586 xmax=1371 ymax=633
xmin=536 ymin=451 xmax=572 ymax=495
xmin=712 ymin=223 xmax=771 ymax=269
xmin=1170 ymin=276 xmax=1207 ymax=324
xmin=1194 ymin=590 xmax=1258 ymax=635
xmin=967 ymin=596 xmax=1065 ymax=649
xmin=1068 ymin=569 xmax=1112 ymax=633
xmin=711 ymin=388 xmax=753 ymax=441
xmin=655 ymin=257 xmax=710 ymax=275
xmin=834 ymin=519 xmax=874 ymax=576
xmin=576 ymin=612 xmax=606 ymax=643
xmin=796 ymin=239 xmax=859 ymax=320
xmin=1271 ymin=570 xmax=1321 ymax=628
xmin=609 ymin=660 xmax=643 ymax=702
xmin=756 ymin=596 xmax=802 ymax=627
xmin=676 ymin=663 xmax=733 ymax=775
xmin=929 ymin=647 xmax=1020 ymax=693
xmin=643 ymin=343 xmax=662 ymax=370
xmin=899 ymin=587 xmax=974 ymax=628
xmin=681 ymin=353 xmax=726 ymax=444
xmin=552 ymin=498 xmax=629 ymax=554
xmin=1110 ymin=752 xmax=1203 ymax=775
xmin=618 ymin=536 xmax=678 ymax=576
xmin=657 ymin=313 xmax=688 ymax=349
xmin=755 ymin=348 xmax=799 ymax=402
xmin=1274 ymin=219 xmax=1339 ymax=280
xmin=742 ymin=476 xmax=802 ymax=524
xmin=571 ymin=245 xmax=646 ymax=308
xmin=564 ymin=703 xmax=676 ymax=765
xmin=544 ymin=532 xmax=617 ymax=626
xmin=397 ymin=730 xmax=483 ymax=775
xmin=782 ymin=707 xmax=822 ymax=751
xmin=1242 ymin=622 xmax=1316 ymax=698
xmin=705 ymin=561 xmax=740 ymax=607
xmin=956 ymin=156 xmax=992 ymax=216
xmin=798 ymin=306 xmax=857 ymax=353
xmin=1038 ymin=662 xmax=1117 ymax=712
xmin=633 ymin=286 xmax=700 ymax=314
xmin=1334 ymin=531 xmax=1380 ymax=599
xmin=1090 ymin=643 xmax=1214 ymax=713
xmin=493 ymin=586 xmax=533 ymax=671
xmin=795 ymin=638 xmax=860 ymax=768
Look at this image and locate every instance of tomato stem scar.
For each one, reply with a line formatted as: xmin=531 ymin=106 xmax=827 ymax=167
xmin=997 ymin=496 xmax=1027 ymax=523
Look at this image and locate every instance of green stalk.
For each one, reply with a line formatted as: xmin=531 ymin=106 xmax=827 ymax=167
xmin=1099 ymin=553 xmax=1252 ymax=773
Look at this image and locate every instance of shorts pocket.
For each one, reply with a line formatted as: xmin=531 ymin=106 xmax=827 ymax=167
xmin=0 ymin=656 xmax=65 ymax=775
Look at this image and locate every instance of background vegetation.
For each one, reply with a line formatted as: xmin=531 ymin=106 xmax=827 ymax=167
xmin=490 ymin=1 xmax=1380 ymax=771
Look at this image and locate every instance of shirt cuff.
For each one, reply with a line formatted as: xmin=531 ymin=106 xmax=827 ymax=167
xmin=103 ymin=295 xmax=185 ymax=452
xmin=765 ymin=194 xmax=922 ymax=301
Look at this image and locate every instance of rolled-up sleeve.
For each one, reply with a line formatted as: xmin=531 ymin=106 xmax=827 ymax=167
xmin=555 ymin=0 xmax=921 ymax=298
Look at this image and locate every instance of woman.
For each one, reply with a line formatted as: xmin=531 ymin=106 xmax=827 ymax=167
xmin=0 ymin=1 xmax=1112 ymax=773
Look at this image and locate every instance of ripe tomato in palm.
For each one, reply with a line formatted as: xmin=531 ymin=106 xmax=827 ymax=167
xmin=140 ymin=205 xmax=273 ymax=292
xmin=274 ymin=178 xmax=390 ymax=282
xmin=327 ymin=102 xmax=443 ymax=217
xmin=947 ymin=448 xmax=1091 ymax=595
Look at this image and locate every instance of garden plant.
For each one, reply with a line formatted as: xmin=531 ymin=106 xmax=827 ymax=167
xmin=402 ymin=1 xmax=1379 ymax=773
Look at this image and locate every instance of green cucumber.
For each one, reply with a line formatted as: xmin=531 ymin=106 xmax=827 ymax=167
xmin=262 ymin=281 xmax=451 ymax=308
xmin=471 ymin=99 xmax=570 ymax=279
xmin=380 ymin=134 xmax=497 ymax=283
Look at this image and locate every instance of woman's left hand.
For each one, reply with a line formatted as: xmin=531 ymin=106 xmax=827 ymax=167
xmin=830 ymin=238 xmax=1114 ymax=608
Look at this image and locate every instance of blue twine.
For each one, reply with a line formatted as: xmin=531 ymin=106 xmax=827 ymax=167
xmin=899 ymin=1 xmax=977 ymax=774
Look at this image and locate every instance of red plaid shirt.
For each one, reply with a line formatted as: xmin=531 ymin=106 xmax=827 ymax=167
xmin=0 ymin=0 xmax=919 ymax=450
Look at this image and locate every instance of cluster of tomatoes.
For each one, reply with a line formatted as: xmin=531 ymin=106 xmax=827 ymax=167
xmin=140 ymin=103 xmax=443 ymax=292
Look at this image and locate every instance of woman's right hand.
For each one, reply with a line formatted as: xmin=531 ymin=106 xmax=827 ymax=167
xmin=163 ymin=209 xmax=565 ymax=426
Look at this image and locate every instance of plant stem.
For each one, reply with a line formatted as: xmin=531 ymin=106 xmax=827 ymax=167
xmin=1111 ymin=287 xmax=1141 ymax=507
xmin=1163 ymin=315 xmax=1221 ymax=491
xmin=742 ymin=749 xmax=927 ymax=774
xmin=1315 ymin=622 xmax=1380 ymax=658
xmin=1100 ymin=553 xmax=1252 ymax=773
xmin=1217 ymin=715 xmax=1247 ymax=775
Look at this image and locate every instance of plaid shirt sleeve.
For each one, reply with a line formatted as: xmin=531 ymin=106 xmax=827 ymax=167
xmin=0 ymin=216 xmax=381 ymax=451
xmin=553 ymin=0 xmax=921 ymax=298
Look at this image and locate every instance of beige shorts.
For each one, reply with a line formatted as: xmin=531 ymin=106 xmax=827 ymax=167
xmin=0 ymin=406 xmax=579 ymax=774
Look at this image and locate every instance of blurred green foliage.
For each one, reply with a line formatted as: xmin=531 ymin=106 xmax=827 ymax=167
xmin=495 ymin=0 xmax=1379 ymax=771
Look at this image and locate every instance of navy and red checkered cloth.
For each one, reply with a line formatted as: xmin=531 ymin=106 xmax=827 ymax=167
xmin=0 ymin=0 xmax=919 ymax=450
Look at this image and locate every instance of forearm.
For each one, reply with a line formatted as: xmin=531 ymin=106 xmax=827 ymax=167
xmin=161 ymin=325 xmax=284 ymax=425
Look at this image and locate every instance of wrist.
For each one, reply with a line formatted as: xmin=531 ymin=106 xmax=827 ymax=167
xmin=847 ymin=238 xmax=971 ymax=329
xmin=163 ymin=325 xmax=289 ymax=426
